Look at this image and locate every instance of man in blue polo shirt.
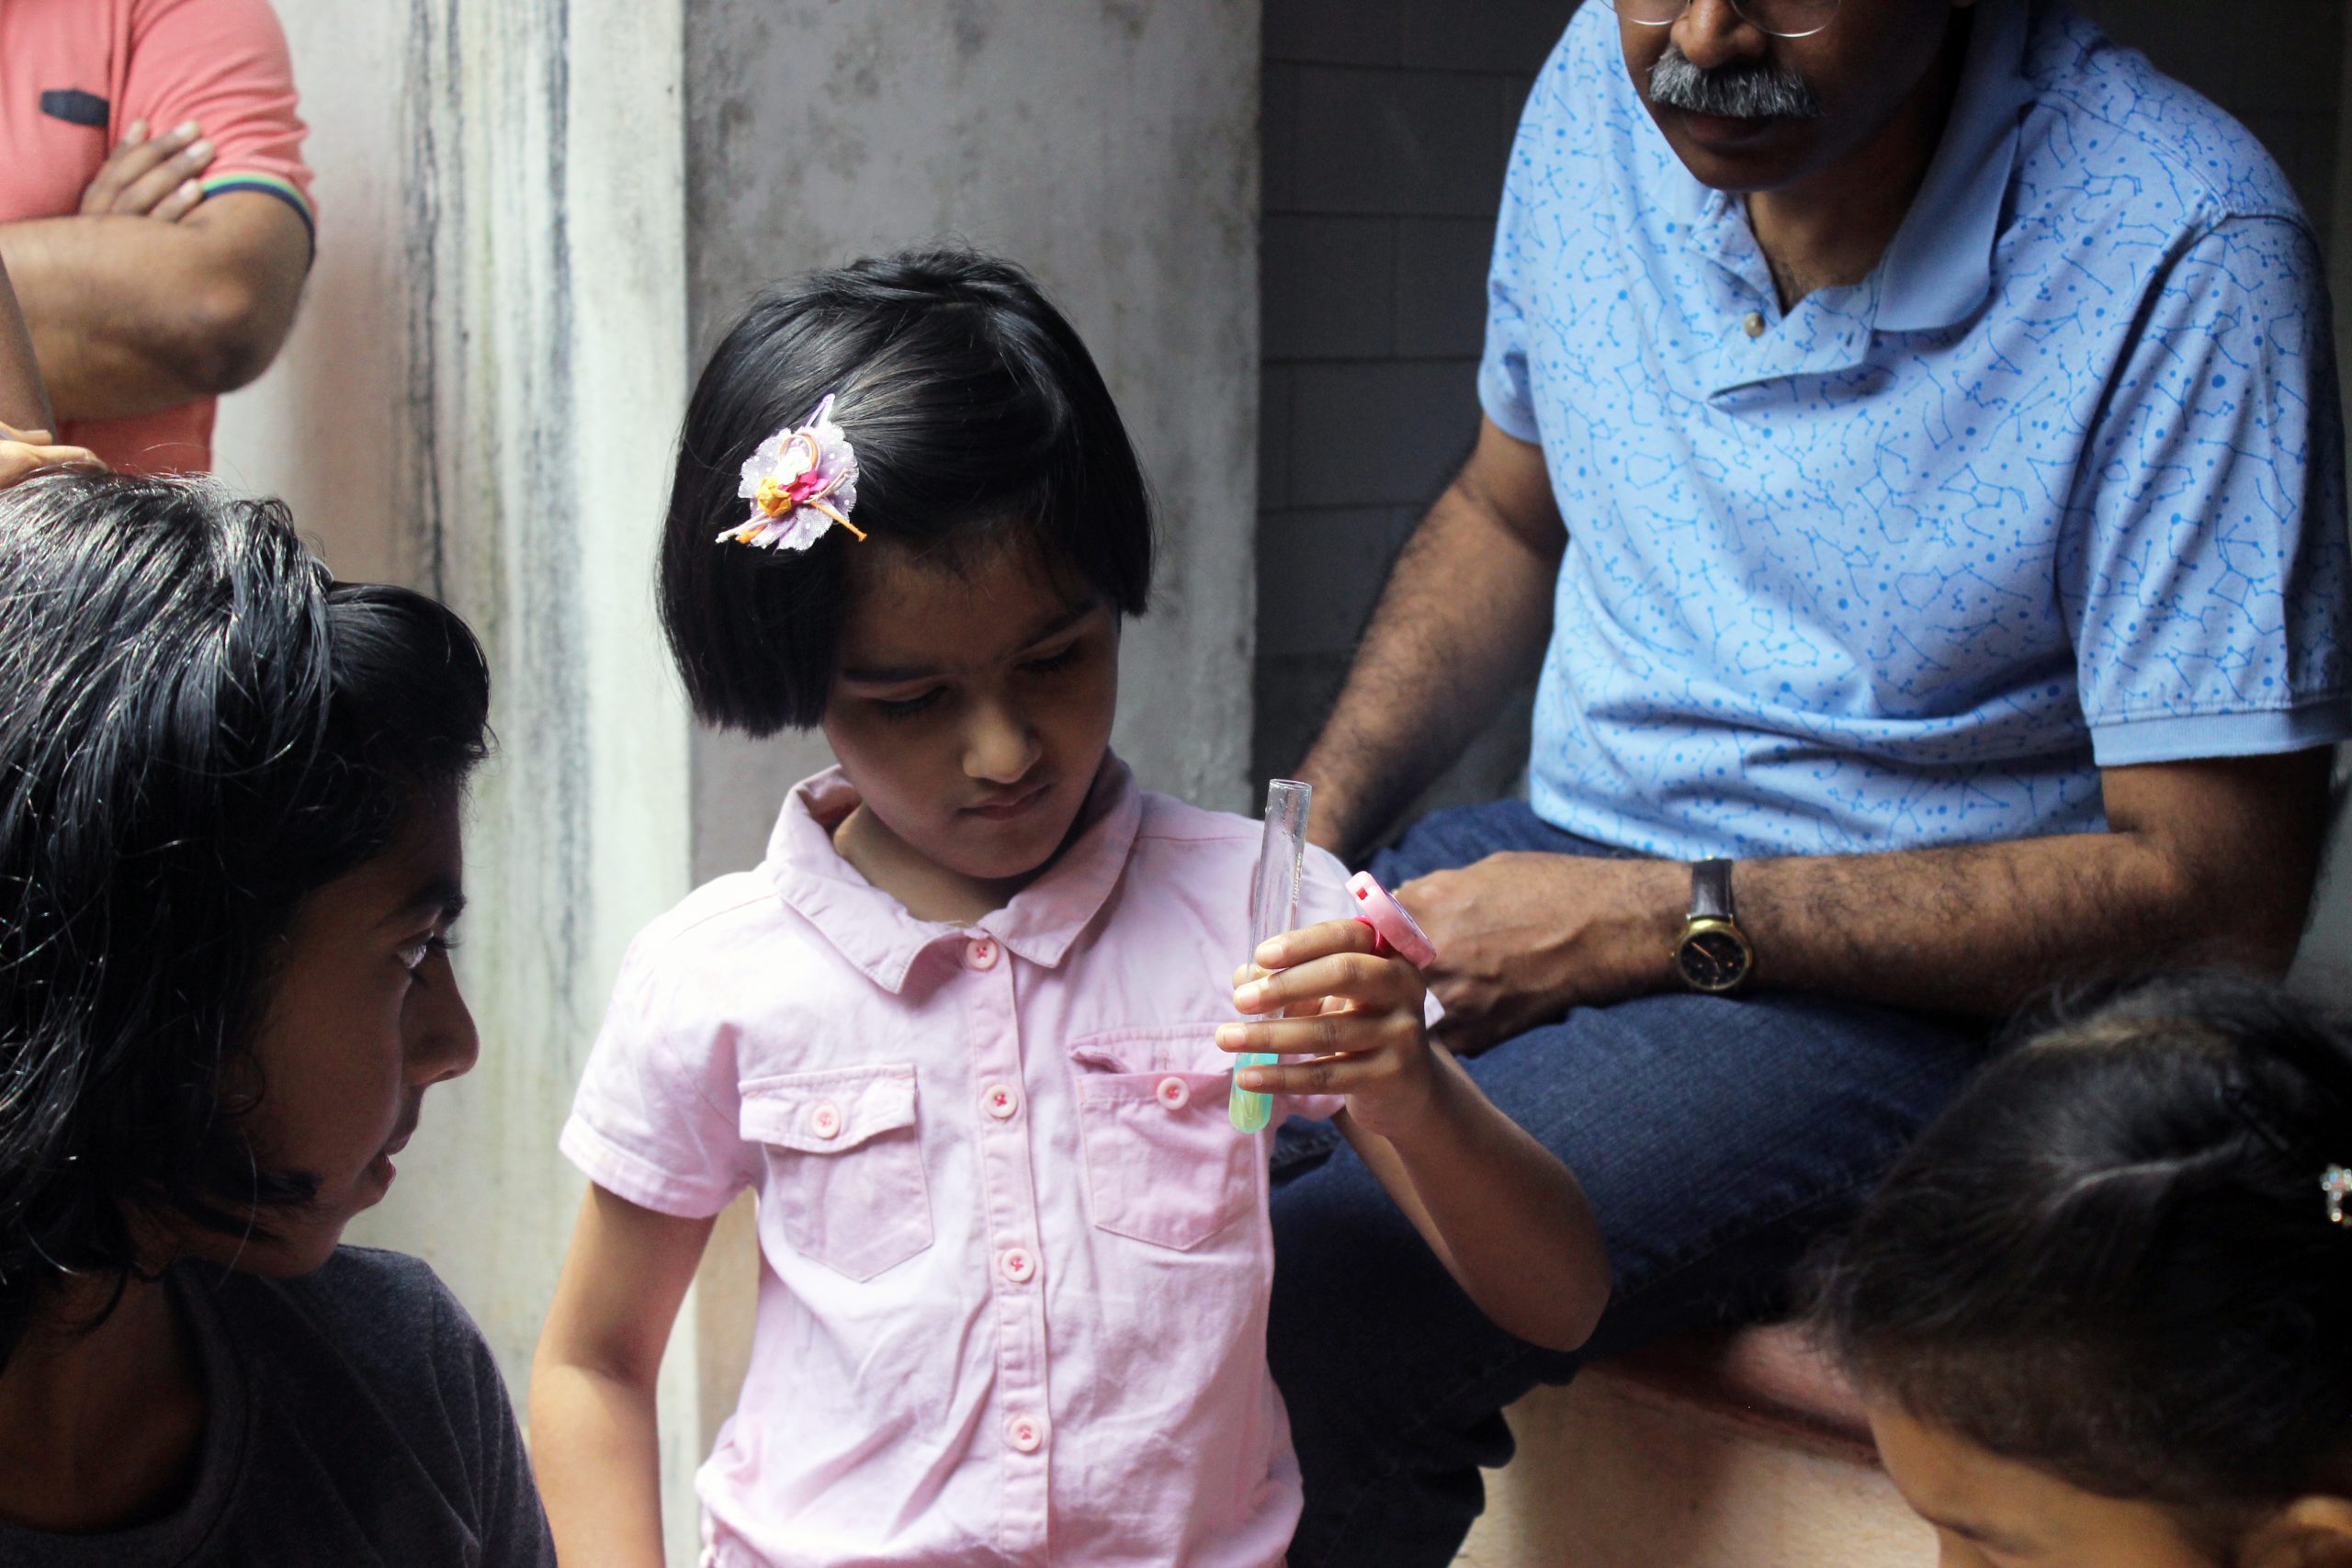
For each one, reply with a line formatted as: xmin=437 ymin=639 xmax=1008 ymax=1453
xmin=1268 ymin=0 xmax=2349 ymax=1562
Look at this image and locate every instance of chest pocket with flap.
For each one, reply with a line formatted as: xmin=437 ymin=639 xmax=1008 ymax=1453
xmin=1069 ymin=1027 xmax=1259 ymax=1252
xmin=740 ymin=1063 xmax=932 ymax=1281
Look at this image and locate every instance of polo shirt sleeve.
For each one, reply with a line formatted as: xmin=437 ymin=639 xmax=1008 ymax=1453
xmin=1476 ymin=26 xmax=1583 ymax=446
xmin=559 ymin=932 xmax=758 ymax=1218
xmin=125 ymin=0 xmax=315 ymax=242
xmin=2062 ymin=215 xmax=2352 ymax=766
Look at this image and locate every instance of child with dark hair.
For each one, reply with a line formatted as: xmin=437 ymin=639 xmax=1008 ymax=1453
xmin=0 ymin=473 xmax=556 ymax=1565
xmin=1814 ymin=973 xmax=2352 ymax=1568
xmin=530 ymin=249 xmax=1610 ymax=1566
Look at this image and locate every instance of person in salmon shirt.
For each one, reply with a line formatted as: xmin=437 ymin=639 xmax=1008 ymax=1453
xmin=0 ymin=0 xmax=314 ymax=474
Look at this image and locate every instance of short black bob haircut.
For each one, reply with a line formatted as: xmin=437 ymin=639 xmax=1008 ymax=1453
xmin=659 ymin=248 xmax=1154 ymax=735
xmin=1810 ymin=972 xmax=2352 ymax=1528
xmin=0 ymin=474 xmax=491 ymax=1364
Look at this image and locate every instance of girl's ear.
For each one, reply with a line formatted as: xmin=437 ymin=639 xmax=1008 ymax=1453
xmin=2240 ymin=1496 xmax=2352 ymax=1568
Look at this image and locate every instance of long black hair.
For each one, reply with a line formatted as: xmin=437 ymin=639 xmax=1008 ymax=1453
xmin=1812 ymin=972 xmax=2352 ymax=1529
xmin=0 ymin=474 xmax=491 ymax=1362
xmin=659 ymin=248 xmax=1155 ymax=734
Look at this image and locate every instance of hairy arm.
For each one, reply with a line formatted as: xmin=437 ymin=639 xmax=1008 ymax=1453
xmin=1404 ymin=749 xmax=2335 ymax=1051
xmin=0 ymin=191 xmax=309 ymax=420
xmin=0 ymin=257 xmax=50 ymax=432
xmin=531 ymin=1185 xmax=717 ymax=1568
xmin=1297 ymin=417 xmax=1566 ymax=859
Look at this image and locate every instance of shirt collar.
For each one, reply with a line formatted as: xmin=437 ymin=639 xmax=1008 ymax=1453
xmin=1872 ymin=0 xmax=2036 ymax=333
xmin=763 ymin=755 xmax=1143 ymax=994
xmin=1658 ymin=0 xmax=2036 ymax=334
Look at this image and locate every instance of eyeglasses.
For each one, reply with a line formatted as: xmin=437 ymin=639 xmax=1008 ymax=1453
xmin=1600 ymin=0 xmax=1841 ymax=42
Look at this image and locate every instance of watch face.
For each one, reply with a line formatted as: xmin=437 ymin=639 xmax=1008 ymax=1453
xmin=1678 ymin=927 xmax=1750 ymax=992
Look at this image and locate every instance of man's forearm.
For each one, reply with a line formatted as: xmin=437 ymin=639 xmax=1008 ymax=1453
xmin=1298 ymin=479 xmax=1560 ymax=858
xmin=1407 ymin=750 xmax=2332 ymax=1047
xmin=0 ymin=200 xmax=303 ymax=421
xmin=0 ymin=258 xmax=51 ymax=432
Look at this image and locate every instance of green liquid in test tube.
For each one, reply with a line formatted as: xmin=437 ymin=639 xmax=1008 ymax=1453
xmin=1232 ymin=779 xmax=1311 ymax=1134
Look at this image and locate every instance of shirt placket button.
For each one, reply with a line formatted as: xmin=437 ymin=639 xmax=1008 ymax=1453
xmin=983 ymin=1083 xmax=1020 ymax=1121
xmin=1005 ymin=1414 xmax=1046 ymax=1454
xmin=999 ymin=1247 xmax=1036 ymax=1285
xmin=966 ymin=934 xmax=999 ymax=970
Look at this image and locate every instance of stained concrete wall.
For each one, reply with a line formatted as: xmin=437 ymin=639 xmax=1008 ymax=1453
xmin=210 ymin=5 xmax=709 ymax=1557
xmin=684 ymin=0 xmax=1264 ymax=886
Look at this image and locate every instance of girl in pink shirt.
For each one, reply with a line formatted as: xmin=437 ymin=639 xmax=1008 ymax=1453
xmin=531 ymin=249 xmax=1609 ymax=1568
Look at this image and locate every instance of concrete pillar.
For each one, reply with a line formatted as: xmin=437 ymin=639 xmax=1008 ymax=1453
xmin=216 ymin=3 xmax=1262 ymax=1560
xmin=212 ymin=3 xmax=707 ymax=1558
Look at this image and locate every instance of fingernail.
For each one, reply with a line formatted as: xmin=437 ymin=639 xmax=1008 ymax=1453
xmin=1254 ymin=939 xmax=1283 ymax=965
xmin=174 ymin=120 xmax=199 ymax=138
xmin=179 ymin=179 xmax=200 ymax=199
xmin=189 ymin=139 xmax=214 ymax=161
xmin=125 ymin=119 xmax=148 ymax=141
xmin=1237 ymin=982 xmax=1267 ymax=1009
xmin=1239 ymin=1070 xmax=1268 ymax=1090
xmin=1216 ymin=1024 xmax=1243 ymax=1047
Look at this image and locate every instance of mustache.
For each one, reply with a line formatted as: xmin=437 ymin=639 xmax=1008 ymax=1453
xmin=1647 ymin=45 xmax=1824 ymax=120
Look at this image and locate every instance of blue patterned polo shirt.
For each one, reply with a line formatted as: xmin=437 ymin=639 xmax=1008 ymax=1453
xmin=1484 ymin=0 xmax=2349 ymax=859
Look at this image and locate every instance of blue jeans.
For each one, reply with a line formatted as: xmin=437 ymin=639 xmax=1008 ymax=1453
xmin=1269 ymin=800 xmax=1984 ymax=1567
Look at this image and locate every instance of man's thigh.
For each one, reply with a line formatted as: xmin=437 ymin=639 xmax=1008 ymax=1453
xmin=1269 ymin=987 xmax=1983 ymax=1561
xmin=1367 ymin=797 xmax=1631 ymax=886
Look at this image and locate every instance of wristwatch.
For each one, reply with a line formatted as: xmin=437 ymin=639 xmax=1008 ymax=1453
xmin=1674 ymin=859 xmax=1753 ymax=995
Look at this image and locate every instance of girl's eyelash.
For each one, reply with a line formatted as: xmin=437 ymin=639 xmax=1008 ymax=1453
xmin=401 ymin=934 xmax=458 ymax=974
xmin=875 ymin=689 xmax=944 ymax=720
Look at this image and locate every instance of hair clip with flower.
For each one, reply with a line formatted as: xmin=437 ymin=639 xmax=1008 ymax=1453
xmin=2325 ymin=1164 xmax=2351 ymax=1227
xmin=718 ymin=393 xmax=865 ymax=551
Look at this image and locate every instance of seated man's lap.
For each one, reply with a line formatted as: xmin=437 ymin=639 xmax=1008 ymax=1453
xmin=1270 ymin=801 xmax=1986 ymax=1564
xmin=1368 ymin=796 xmax=1638 ymax=886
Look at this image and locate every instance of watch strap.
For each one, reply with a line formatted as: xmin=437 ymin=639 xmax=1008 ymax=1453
xmin=1690 ymin=858 xmax=1735 ymax=922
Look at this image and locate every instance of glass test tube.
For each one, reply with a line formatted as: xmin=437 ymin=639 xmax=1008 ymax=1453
xmin=1231 ymin=778 xmax=1311 ymax=1134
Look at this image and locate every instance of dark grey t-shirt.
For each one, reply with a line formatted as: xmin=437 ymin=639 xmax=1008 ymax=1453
xmin=0 ymin=1246 xmax=557 ymax=1567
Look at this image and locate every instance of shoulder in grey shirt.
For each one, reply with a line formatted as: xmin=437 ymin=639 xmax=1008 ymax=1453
xmin=0 ymin=1246 xmax=557 ymax=1567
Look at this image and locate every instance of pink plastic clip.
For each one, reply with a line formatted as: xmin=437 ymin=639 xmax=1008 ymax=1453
xmin=1346 ymin=870 xmax=1438 ymax=967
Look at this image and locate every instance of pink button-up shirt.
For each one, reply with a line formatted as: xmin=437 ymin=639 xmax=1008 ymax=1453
xmin=560 ymin=760 xmax=1356 ymax=1567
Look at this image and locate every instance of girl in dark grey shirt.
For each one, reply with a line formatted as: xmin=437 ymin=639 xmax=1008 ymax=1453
xmin=0 ymin=473 xmax=554 ymax=1565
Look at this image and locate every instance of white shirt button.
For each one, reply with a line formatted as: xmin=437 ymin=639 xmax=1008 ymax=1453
xmin=1005 ymin=1413 xmax=1046 ymax=1453
xmin=983 ymin=1083 xmax=1020 ymax=1121
xmin=1000 ymin=1247 xmax=1036 ymax=1284
xmin=1743 ymin=310 xmax=1767 ymax=339
xmin=966 ymin=935 xmax=999 ymax=970
xmin=1155 ymin=1076 xmax=1191 ymax=1111
xmin=808 ymin=1100 xmax=842 ymax=1140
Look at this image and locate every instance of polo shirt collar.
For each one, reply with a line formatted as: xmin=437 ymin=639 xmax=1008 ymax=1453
xmin=1662 ymin=0 xmax=2034 ymax=335
xmin=763 ymin=754 xmax=1143 ymax=993
xmin=1872 ymin=0 xmax=2036 ymax=333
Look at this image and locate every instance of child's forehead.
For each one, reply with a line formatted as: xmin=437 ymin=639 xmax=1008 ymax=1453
xmin=837 ymin=538 xmax=1101 ymax=667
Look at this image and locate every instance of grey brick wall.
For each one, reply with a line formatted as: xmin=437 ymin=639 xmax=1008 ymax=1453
xmin=1253 ymin=0 xmax=2347 ymax=821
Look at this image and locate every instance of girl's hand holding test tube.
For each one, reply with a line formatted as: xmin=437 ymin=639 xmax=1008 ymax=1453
xmin=1218 ymin=841 xmax=1609 ymax=1357
xmin=1220 ymin=918 xmax=1444 ymax=1140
